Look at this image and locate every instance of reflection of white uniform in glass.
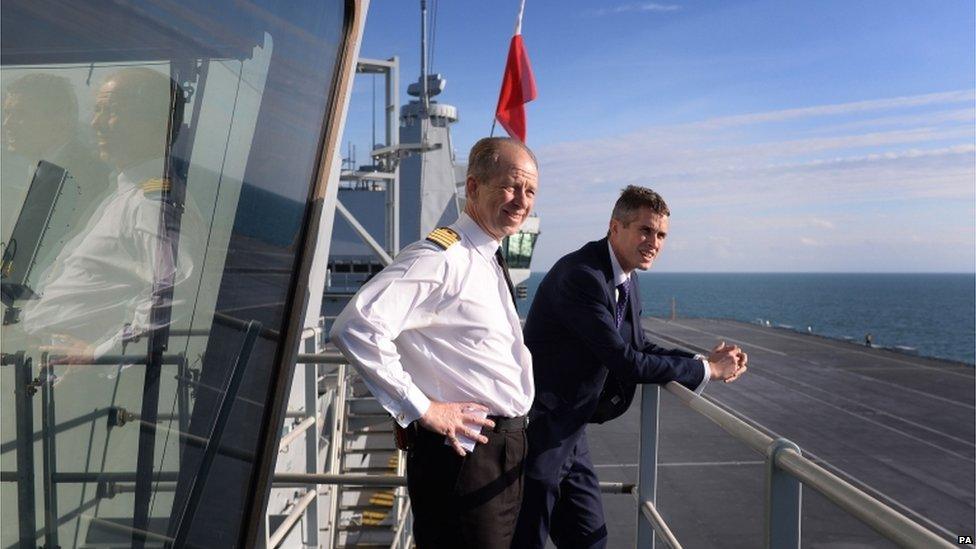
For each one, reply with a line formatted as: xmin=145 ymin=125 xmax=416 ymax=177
xmin=21 ymin=157 xmax=193 ymax=356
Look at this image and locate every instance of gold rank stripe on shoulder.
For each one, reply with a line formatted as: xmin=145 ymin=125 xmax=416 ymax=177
xmin=425 ymin=227 xmax=460 ymax=250
xmin=141 ymin=177 xmax=171 ymax=195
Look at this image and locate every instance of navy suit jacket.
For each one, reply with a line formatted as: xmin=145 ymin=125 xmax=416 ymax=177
xmin=523 ymin=238 xmax=704 ymax=478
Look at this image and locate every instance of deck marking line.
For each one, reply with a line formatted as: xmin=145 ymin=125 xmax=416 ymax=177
xmin=594 ymin=461 xmax=765 ymax=468
xmin=646 ymin=318 xmax=788 ymax=356
xmin=660 ymin=460 xmax=765 ymax=467
xmin=704 ymin=394 xmax=965 ymax=540
xmin=753 ymin=364 xmax=976 ymax=448
xmin=646 ymin=320 xmax=975 ymax=410
xmin=712 ymin=364 xmax=976 ymax=463
xmin=720 ymin=365 xmax=974 ymax=461
xmin=726 ymin=319 xmax=975 ymax=378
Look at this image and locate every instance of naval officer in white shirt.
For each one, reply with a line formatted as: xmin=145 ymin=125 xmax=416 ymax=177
xmin=331 ymin=137 xmax=539 ymax=549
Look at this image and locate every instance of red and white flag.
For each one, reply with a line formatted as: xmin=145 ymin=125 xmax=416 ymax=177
xmin=494 ymin=0 xmax=537 ymax=143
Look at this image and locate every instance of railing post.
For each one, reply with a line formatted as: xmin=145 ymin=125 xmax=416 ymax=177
xmin=303 ymin=328 xmax=321 ymax=548
xmin=765 ymin=438 xmax=801 ymax=549
xmin=328 ymin=363 xmax=347 ymax=549
xmin=13 ymin=352 xmax=37 ymax=547
xmin=40 ymin=356 xmax=60 ymax=548
xmin=637 ymin=384 xmax=661 ymax=549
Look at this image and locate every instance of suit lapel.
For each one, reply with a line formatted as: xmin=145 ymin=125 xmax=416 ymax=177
xmin=629 ymin=274 xmax=641 ymax=344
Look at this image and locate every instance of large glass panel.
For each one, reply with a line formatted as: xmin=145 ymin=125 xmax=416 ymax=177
xmin=0 ymin=1 xmax=347 ymax=546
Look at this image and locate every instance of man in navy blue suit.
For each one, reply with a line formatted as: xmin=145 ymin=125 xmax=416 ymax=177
xmin=512 ymin=186 xmax=748 ymax=548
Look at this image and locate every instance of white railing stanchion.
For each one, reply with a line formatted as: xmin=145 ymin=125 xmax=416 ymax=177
xmin=302 ymin=328 xmax=321 ymax=548
xmin=765 ymin=438 xmax=802 ymax=549
xmin=636 ymin=384 xmax=661 ymax=549
xmin=328 ymin=363 xmax=347 ymax=549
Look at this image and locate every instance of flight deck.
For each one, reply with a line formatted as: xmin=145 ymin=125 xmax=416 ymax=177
xmin=588 ymin=317 xmax=974 ymax=548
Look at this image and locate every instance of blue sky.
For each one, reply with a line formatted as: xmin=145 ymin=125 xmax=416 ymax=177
xmin=345 ymin=0 xmax=975 ymax=272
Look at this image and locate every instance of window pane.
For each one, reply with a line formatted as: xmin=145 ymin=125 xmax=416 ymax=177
xmin=503 ymin=231 xmax=538 ymax=269
xmin=1 ymin=1 xmax=347 ymax=546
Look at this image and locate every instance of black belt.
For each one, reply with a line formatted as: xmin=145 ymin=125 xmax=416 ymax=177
xmin=410 ymin=415 xmax=528 ymax=441
xmin=487 ymin=414 xmax=528 ymax=432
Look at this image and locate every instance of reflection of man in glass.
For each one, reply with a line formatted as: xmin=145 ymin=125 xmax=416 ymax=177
xmin=1 ymin=73 xmax=110 ymax=256
xmin=20 ymin=68 xmax=193 ymax=363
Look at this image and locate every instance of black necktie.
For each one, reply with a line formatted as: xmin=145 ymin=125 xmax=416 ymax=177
xmin=615 ymin=282 xmax=630 ymax=328
xmin=495 ymin=249 xmax=517 ymax=308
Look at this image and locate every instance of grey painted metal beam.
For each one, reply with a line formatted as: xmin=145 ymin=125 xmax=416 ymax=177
xmin=301 ymin=329 xmax=321 ymax=548
xmin=335 ymin=199 xmax=393 ymax=265
xmin=270 ymin=472 xmax=635 ymax=494
xmin=268 ymin=489 xmax=317 ymax=548
xmin=295 ymin=352 xmax=346 ymax=364
xmin=356 ymin=58 xmax=398 ymax=70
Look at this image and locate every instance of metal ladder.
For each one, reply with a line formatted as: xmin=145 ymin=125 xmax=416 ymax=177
xmin=331 ymin=373 xmax=408 ymax=548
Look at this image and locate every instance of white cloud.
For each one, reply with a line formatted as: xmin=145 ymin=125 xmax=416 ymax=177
xmin=530 ymin=90 xmax=976 ymax=272
xmin=694 ymin=90 xmax=975 ymax=129
xmin=593 ymin=3 xmax=681 ymax=16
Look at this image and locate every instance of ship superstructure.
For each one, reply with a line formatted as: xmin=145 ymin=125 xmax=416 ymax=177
xmin=325 ymin=52 xmax=540 ymax=317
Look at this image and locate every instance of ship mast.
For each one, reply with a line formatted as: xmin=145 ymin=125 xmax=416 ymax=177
xmin=420 ymin=0 xmax=430 ymax=114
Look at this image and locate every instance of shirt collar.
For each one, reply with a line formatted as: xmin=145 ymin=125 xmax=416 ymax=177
xmin=454 ymin=212 xmax=501 ymax=262
xmin=607 ymin=240 xmax=630 ymax=288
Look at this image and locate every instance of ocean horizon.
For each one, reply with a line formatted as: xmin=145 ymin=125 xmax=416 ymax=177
xmin=521 ymin=272 xmax=976 ymax=365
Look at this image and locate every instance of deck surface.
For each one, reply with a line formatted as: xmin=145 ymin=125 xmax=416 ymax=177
xmin=585 ymin=317 xmax=974 ymax=548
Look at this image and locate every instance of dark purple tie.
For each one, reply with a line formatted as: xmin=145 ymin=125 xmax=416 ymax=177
xmin=615 ymin=282 xmax=630 ymax=328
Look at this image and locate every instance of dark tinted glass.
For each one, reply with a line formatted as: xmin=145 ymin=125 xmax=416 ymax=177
xmin=0 ymin=1 xmax=347 ymax=546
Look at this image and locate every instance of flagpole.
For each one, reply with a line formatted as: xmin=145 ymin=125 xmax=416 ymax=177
xmin=514 ymin=0 xmax=525 ymax=35
xmin=492 ymin=0 xmax=524 ymax=137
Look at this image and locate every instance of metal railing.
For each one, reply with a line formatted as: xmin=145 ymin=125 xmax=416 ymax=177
xmin=277 ymin=330 xmax=961 ymax=548
xmin=635 ymin=382 xmax=957 ymax=549
xmin=7 ymin=324 xmax=956 ymax=548
xmin=265 ymin=322 xmax=335 ymax=548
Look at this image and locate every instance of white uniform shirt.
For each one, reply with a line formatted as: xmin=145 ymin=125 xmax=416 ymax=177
xmin=331 ymin=213 xmax=534 ymax=427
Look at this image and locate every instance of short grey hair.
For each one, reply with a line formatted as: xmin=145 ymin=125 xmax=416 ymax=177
xmin=611 ymin=185 xmax=670 ymax=225
xmin=466 ymin=137 xmax=537 ymax=183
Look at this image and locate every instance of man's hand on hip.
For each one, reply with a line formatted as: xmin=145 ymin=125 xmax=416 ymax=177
xmin=419 ymin=401 xmax=496 ymax=456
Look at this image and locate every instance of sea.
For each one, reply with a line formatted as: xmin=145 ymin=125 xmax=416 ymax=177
xmin=521 ymin=272 xmax=976 ymax=365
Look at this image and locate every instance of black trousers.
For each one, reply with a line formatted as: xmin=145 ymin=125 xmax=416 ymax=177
xmin=406 ymin=418 xmax=527 ymax=548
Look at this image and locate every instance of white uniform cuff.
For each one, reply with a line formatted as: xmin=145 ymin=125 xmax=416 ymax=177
xmin=693 ymin=354 xmax=710 ymax=394
xmin=394 ymin=385 xmax=432 ymax=428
